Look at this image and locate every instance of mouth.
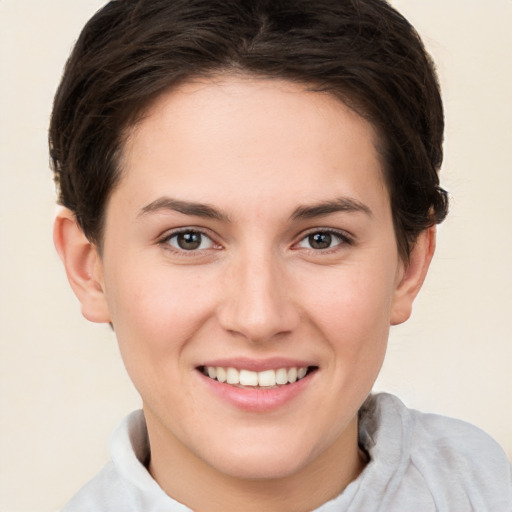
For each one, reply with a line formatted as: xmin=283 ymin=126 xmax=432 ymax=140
xmin=197 ymin=365 xmax=318 ymax=389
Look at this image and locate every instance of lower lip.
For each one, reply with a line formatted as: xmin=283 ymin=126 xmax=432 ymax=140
xmin=197 ymin=370 xmax=316 ymax=412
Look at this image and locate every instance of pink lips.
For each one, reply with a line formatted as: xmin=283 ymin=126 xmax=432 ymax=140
xmin=196 ymin=358 xmax=317 ymax=412
xmin=198 ymin=357 xmax=314 ymax=372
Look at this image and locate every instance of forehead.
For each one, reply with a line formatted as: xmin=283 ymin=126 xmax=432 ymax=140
xmin=115 ymin=76 xmax=389 ymax=220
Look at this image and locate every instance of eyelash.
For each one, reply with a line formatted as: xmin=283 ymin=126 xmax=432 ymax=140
xmin=294 ymin=228 xmax=353 ymax=253
xmin=158 ymin=227 xmax=353 ymax=255
xmin=159 ymin=228 xmax=219 ymax=255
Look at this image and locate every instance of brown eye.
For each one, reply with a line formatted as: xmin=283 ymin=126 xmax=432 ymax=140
xmin=308 ymin=232 xmax=332 ymax=249
xmin=167 ymin=231 xmax=213 ymax=251
xmin=297 ymin=230 xmax=348 ymax=251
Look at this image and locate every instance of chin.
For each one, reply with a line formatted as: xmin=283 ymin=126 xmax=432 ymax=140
xmin=214 ymin=450 xmax=310 ymax=481
xmin=196 ymin=429 xmax=318 ymax=481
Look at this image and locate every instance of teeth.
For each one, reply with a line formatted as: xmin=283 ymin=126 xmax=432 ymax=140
xmin=258 ymin=369 xmax=276 ymax=387
xmin=216 ymin=367 xmax=226 ymax=383
xmin=297 ymin=367 xmax=307 ymax=379
xmin=239 ymin=369 xmax=258 ymax=386
xmin=276 ymin=368 xmax=288 ymax=385
xmin=203 ymin=366 xmax=310 ymax=387
xmin=226 ymin=367 xmax=239 ymax=384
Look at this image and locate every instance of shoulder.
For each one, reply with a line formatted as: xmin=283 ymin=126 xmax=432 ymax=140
xmin=60 ymin=462 xmax=134 ymax=512
xmin=368 ymin=392 xmax=510 ymax=463
xmin=60 ymin=410 xmax=188 ymax=512
xmin=405 ymin=398 xmax=511 ymax=476
xmin=366 ymin=393 xmax=512 ymax=511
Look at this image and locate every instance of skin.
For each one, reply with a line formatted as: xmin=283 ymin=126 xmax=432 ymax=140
xmin=54 ymin=76 xmax=435 ymax=511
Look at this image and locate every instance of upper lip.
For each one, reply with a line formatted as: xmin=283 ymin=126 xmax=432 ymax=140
xmin=197 ymin=357 xmax=317 ymax=372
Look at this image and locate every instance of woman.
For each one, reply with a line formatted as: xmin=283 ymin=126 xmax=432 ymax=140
xmin=50 ymin=0 xmax=512 ymax=510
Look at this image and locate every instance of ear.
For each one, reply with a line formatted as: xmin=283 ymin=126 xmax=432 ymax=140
xmin=391 ymin=226 xmax=436 ymax=326
xmin=53 ymin=208 xmax=111 ymax=323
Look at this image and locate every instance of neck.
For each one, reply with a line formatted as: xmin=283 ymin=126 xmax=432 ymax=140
xmin=146 ymin=411 xmax=366 ymax=512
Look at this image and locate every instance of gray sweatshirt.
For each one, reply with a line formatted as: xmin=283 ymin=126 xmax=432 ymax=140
xmin=62 ymin=393 xmax=512 ymax=511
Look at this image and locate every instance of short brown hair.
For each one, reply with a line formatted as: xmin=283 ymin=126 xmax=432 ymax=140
xmin=50 ymin=0 xmax=448 ymax=258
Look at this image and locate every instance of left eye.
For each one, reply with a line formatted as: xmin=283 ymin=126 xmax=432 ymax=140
xmin=297 ymin=231 xmax=346 ymax=250
xmin=166 ymin=231 xmax=214 ymax=251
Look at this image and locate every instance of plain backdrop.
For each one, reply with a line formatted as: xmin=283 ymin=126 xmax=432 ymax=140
xmin=0 ymin=1 xmax=511 ymax=510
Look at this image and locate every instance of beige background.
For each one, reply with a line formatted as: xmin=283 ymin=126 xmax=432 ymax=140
xmin=1 ymin=1 xmax=511 ymax=510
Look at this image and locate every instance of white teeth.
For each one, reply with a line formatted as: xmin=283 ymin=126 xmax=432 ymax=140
xmin=239 ymin=369 xmax=258 ymax=386
xmin=226 ymin=367 xmax=239 ymax=384
xmin=275 ymin=368 xmax=288 ymax=385
xmin=203 ymin=366 xmax=310 ymax=387
xmin=287 ymin=367 xmax=298 ymax=383
xmin=216 ymin=367 xmax=227 ymax=383
xmin=258 ymin=369 xmax=276 ymax=387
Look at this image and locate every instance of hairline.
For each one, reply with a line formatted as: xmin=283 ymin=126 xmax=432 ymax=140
xmin=94 ymin=72 xmax=408 ymax=259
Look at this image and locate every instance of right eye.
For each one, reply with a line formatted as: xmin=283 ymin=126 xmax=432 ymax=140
xmin=295 ymin=229 xmax=351 ymax=251
xmin=165 ymin=230 xmax=215 ymax=251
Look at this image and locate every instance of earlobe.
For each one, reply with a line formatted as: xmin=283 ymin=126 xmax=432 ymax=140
xmin=53 ymin=208 xmax=111 ymax=323
xmin=391 ymin=226 xmax=436 ymax=326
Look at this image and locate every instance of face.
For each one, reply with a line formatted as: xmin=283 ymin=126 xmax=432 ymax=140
xmin=91 ymin=77 xmax=418 ymax=483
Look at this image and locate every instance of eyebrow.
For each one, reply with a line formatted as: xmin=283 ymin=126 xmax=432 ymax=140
xmin=290 ymin=197 xmax=373 ymax=220
xmin=138 ymin=197 xmax=230 ymax=222
xmin=138 ymin=195 xmax=372 ymax=223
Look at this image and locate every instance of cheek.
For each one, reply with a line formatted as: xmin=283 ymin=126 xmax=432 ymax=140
xmin=103 ymin=266 xmax=218 ymax=416
xmin=103 ymin=262 xmax=216 ymax=370
xmin=303 ymin=264 xmax=395 ymax=357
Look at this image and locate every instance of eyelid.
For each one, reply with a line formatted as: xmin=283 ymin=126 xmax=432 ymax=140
xmin=293 ymin=227 xmax=354 ymax=250
xmin=156 ymin=226 xmax=353 ymax=255
xmin=158 ymin=227 xmax=222 ymax=253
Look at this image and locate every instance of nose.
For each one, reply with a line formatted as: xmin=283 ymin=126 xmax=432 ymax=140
xmin=217 ymin=251 xmax=300 ymax=343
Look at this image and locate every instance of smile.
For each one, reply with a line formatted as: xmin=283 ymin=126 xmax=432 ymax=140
xmin=199 ymin=365 xmax=315 ymax=388
xmin=196 ymin=361 xmax=318 ymax=412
